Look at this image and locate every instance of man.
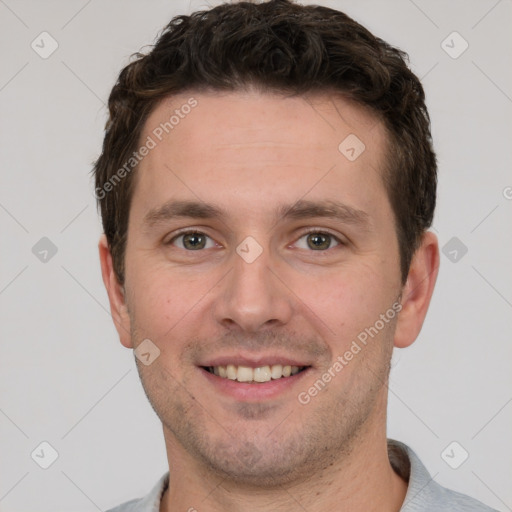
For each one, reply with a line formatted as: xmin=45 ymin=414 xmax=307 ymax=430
xmin=94 ymin=1 xmax=497 ymax=510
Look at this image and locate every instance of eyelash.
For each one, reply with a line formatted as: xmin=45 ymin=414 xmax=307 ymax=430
xmin=166 ymin=228 xmax=345 ymax=251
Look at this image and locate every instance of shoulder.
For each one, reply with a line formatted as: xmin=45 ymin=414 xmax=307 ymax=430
xmin=388 ymin=440 xmax=498 ymax=512
xmin=423 ymin=485 xmax=499 ymax=511
xmin=105 ymin=472 xmax=169 ymax=512
xmin=105 ymin=498 xmax=141 ymax=512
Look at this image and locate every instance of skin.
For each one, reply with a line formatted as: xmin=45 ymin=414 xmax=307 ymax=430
xmin=100 ymin=89 xmax=439 ymax=512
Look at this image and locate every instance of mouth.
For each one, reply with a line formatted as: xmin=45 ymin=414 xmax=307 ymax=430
xmin=198 ymin=355 xmax=313 ymax=401
xmin=202 ymin=364 xmax=309 ymax=383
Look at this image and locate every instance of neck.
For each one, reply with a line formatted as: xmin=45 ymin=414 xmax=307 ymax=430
xmin=160 ymin=426 xmax=407 ymax=512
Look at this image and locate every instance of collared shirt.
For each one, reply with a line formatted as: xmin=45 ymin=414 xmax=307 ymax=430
xmin=106 ymin=439 xmax=497 ymax=511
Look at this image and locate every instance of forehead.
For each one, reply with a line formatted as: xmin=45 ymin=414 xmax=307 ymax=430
xmin=132 ymin=90 xmax=390 ymax=223
xmin=143 ymin=89 xmax=384 ymax=150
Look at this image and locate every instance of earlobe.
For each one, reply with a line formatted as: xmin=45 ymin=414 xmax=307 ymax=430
xmin=98 ymin=235 xmax=133 ymax=348
xmin=394 ymin=231 xmax=440 ymax=349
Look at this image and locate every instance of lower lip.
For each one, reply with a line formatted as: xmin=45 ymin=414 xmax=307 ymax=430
xmin=200 ymin=367 xmax=310 ymax=401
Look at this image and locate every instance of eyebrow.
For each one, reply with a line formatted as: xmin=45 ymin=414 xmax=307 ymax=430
xmin=142 ymin=198 xmax=371 ymax=230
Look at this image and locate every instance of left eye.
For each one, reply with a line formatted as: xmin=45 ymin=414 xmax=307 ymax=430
xmin=294 ymin=232 xmax=341 ymax=251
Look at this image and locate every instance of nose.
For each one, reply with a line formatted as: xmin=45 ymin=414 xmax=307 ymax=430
xmin=212 ymin=245 xmax=294 ymax=333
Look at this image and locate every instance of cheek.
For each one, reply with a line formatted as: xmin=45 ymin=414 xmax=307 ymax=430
xmin=126 ymin=262 xmax=202 ymax=342
xmin=308 ymin=262 xmax=395 ymax=344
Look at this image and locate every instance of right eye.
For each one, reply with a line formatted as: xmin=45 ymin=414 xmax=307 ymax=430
xmin=167 ymin=231 xmax=217 ymax=251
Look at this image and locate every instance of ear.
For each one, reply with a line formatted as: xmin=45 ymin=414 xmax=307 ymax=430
xmin=98 ymin=234 xmax=133 ymax=348
xmin=394 ymin=231 xmax=439 ymax=348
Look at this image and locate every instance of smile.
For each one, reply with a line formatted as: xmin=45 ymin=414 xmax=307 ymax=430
xmin=203 ymin=364 xmax=309 ymax=383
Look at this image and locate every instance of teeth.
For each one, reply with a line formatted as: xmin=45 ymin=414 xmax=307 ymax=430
xmin=270 ymin=364 xmax=283 ymax=379
xmin=226 ymin=364 xmax=237 ymax=380
xmin=237 ymin=366 xmax=253 ymax=382
xmin=253 ymin=366 xmax=271 ymax=382
xmin=208 ymin=364 xmax=305 ymax=383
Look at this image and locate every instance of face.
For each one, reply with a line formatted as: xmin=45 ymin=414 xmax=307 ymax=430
xmin=105 ymin=90 xmax=417 ymax=486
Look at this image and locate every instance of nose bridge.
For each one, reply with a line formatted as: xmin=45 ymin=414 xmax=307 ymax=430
xmin=213 ymin=240 xmax=293 ymax=332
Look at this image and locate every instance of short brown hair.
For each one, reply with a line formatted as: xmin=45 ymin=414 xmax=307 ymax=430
xmin=93 ymin=0 xmax=436 ymax=285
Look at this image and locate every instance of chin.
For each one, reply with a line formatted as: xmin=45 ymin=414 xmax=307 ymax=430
xmin=201 ymin=441 xmax=309 ymax=488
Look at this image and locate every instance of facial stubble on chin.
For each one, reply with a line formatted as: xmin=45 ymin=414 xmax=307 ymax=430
xmin=132 ymin=326 xmax=394 ymax=488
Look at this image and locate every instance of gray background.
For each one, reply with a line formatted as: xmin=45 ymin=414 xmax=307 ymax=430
xmin=0 ymin=0 xmax=511 ymax=510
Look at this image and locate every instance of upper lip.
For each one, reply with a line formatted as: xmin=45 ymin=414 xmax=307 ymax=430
xmin=199 ymin=354 xmax=312 ymax=368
